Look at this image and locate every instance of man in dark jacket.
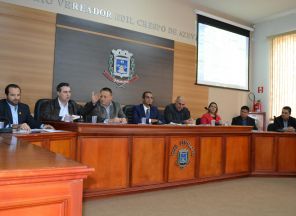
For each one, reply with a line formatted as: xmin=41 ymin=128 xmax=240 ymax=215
xmin=231 ymin=106 xmax=258 ymax=130
xmin=84 ymin=87 xmax=126 ymax=123
xmin=273 ymin=106 xmax=296 ymax=132
xmin=132 ymin=91 xmax=162 ymax=124
xmin=0 ymin=84 xmax=53 ymax=130
xmin=40 ymin=82 xmax=83 ymax=121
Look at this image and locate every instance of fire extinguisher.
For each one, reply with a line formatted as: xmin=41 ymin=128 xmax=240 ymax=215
xmin=253 ymin=100 xmax=262 ymax=112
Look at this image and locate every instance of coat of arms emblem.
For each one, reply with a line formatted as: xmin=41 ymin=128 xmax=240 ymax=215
xmin=171 ymin=140 xmax=195 ymax=169
xmin=103 ymin=49 xmax=139 ymax=87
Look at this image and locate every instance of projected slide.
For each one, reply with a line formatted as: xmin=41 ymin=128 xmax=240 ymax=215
xmin=197 ymin=23 xmax=249 ymax=90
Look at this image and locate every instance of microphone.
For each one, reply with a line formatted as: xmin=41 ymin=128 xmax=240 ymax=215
xmin=0 ymin=116 xmax=12 ymax=133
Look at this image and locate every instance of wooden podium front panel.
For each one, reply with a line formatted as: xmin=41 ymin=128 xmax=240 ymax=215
xmin=131 ymin=137 xmax=165 ymax=186
xmin=79 ymin=137 xmax=129 ymax=190
xmin=17 ymin=132 xmax=77 ymax=160
xmin=278 ymin=137 xmax=296 ymax=172
xmin=225 ymin=136 xmax=250 ymax=174
xmin=49 ymin=138 xmax=75 ymax=159
xmin=253 ymin=136 xmax=275 ymax=171
xmin=168 ymin=137 xmax=196 ymax=182
xmin=199 ymin=137 xmax=222 ymax=178
xmin=0 ymin=180 xmax=83 ymax=216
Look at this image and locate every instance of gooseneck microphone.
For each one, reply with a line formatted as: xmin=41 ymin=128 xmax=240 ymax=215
xmin=0 ymin=116 xmax=12 ymax=133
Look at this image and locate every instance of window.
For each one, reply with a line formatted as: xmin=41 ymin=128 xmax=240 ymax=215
xmin=196 ymin=14 xmax=250 ymax=91
xmin=270 ymin=32 xmax=296 ymax=118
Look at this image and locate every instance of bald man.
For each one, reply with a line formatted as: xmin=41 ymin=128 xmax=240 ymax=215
xmin=163 ymin=96 xmax=193 ymax=124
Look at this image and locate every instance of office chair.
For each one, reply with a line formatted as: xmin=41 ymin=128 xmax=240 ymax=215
xmin=196 ymin=118 xmax=201 ymax=125
xmin=267 ymin=123 xmax=275 ymax=131
xmin=122 ymin=105 xmax=134 ymax=124
xmin=34 ymin=99 xmax=50 ymax=121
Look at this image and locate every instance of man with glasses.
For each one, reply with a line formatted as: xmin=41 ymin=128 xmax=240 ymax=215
xmin=231 ymin=106 xmax=257 ymax=130
xmin=132 ymin=91 xmax=162 ymax=124
xmin=273 ymin=106 xmax=296 ymax=132
xmin=164 ymin=96 xmax=193 ymax=124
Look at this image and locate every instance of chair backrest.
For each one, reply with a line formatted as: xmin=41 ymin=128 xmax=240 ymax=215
xmin=122 ymin=105 xmax=134 ymax=124
xmin=34 ymin=99 xmax=50 ymax=121
xmin=267 ymin=123 xmax=275 ymax=131
xmin=196 ymin=118 xmax=201 ymax=125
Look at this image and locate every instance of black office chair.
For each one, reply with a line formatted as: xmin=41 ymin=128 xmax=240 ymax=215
xmin=267 ymin=123 xmax=275 ymax=131
xmin=196 ymin=118 xmax=201 ymax=125
xmin=34 ymin=99 xmax=50 ymax=121
xmin=122 ymin=105 xmax=134 ymax=124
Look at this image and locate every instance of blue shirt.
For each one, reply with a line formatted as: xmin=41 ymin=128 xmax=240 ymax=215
xmin=7 ymin=102 xmax=18 ymax=124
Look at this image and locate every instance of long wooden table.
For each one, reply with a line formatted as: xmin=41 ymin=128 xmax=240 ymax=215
xmin=49 ymin=122 xmax=257 ymax=198
xmin=0 ymin=132 xmax=93 ymax=216
xmin=4 ymin=124 xmax=296 ymax=200
xmin=252 ymin=131 xmax=296 ymax=175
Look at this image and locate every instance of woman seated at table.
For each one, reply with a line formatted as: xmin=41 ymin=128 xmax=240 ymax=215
xmin=200 ymin=102 xmax=222 ymax=125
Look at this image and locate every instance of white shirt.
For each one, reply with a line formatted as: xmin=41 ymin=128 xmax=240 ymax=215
xmin=143 ymin=104 xmax=151 ymax=123
xmin=58 ymin=98 xmax=69 ymax=120
xmin=7 ymin=102 xmax=18 ymax=124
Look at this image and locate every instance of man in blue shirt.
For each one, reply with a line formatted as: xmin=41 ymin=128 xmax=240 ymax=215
xmin=0 ymin=84 xmax=53 ymax=131
xmin=231 ymin=106 xmax=257 ymax=130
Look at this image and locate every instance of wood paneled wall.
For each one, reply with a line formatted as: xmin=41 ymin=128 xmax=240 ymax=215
xmin=0 ymin=2 xmax=55 ymax=111
xmin=173 ymin=42 xmax=208 ymax=118
xmin=0 ymin=2 xmax=208 ymax=117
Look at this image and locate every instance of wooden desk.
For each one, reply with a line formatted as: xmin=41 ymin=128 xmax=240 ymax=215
xmin=252 ymin=131 xmax=296 ymax=175
xmin=15 ymin=131 xmax=77 ymax=160
xmin=0 ymin=133 xmax=93 ymax=216
xmin=49 ymin=122 xmax=253 ymax=198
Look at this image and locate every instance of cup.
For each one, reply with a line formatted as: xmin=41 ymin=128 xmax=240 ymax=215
xmin=211 ymin=119 xmax=216 ymax=126
xmin=91 ymin=116 xmax=98 ymax=123
xmin=141 ymin=117 xmax=146 ymax=124
xmin=0 ymin=121 xmax=4 ymax=129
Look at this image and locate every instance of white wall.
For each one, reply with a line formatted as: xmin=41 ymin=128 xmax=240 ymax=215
xmin=252 ymin=12 xmax=296 ymax=122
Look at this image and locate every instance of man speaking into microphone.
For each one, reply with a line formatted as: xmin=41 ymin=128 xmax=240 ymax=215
xmin=132 ymin=91 xmax=162 ymax=124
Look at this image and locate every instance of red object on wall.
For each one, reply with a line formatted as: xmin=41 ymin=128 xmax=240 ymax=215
xmin=258 ymin=86 xmax=264 ymax=93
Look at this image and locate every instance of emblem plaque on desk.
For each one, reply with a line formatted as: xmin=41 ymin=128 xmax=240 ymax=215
xmin=171 ymin=140 xmax=195 ymax=169
xmin=103 ymin=49 xmax=139 ymax=87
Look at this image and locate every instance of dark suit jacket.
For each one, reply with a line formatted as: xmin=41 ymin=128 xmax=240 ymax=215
xmin=231 ymin=116 xmax=258 ymax=130
xmin=84 ymin=100 xmax=125 ymax=123
xmin=273 ymin=115 xmax=296 ymax=131
xmin=132 ymin=104 xmax=161 ymax=124
xmin=40 ymin=97 xmax=83 ymax=121
xmin=0 ymin=99 xmax=41 ymax=129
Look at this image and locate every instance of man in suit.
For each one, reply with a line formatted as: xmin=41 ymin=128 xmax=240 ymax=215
xmin=164 ymin=96 xmax=194 ymax=124
xmin=132 ymin=91 xmax=162 ymax=124
xmin=0 ymin=84 xmax=53 ymax=130
xmin=231 ymin=106 xmax=258 ymax=130
xmin=273 ymin=106 xmax=296 ymax=132
xmin=84 ymin=87 xmax=127 ymax=123
xmin=40 ymin=82 xmax=83 ymax=121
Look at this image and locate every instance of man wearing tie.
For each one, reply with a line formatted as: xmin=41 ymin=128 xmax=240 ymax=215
xmin=0 ymin=84 xmax=54 ymax=130
xmin=132 ymin=91 xmax=161 ymax=124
